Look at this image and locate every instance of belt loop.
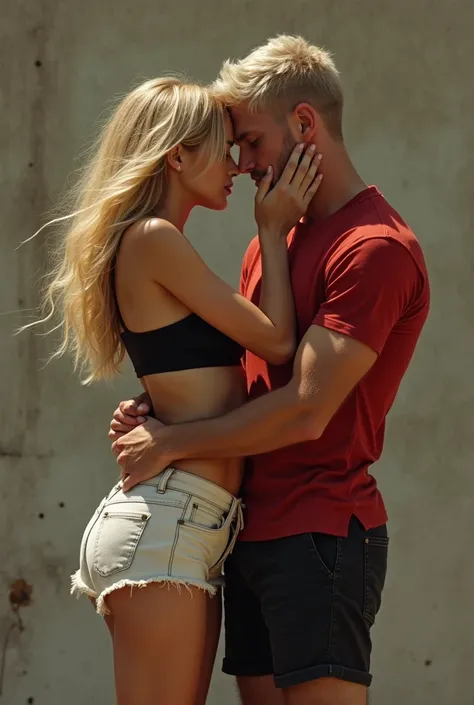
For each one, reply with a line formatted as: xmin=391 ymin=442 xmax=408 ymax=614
xmin=155 ymin=467 xmax=175 ymax=494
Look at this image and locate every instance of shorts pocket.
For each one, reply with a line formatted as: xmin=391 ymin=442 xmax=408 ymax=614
xmin=363 ymin=535 xmax=389 ymax=624
xmin=172 ymin=500 xmax=232 ymax=575
xmin=187 ymin=502 xmax=224 ymax=530
xmin=182 ymin=499 xmax=227 ymax=533
xmin=308 ymin=532 xmax=340 ymax=579
xmin=93 ymin=510 xmax=151 ymax=578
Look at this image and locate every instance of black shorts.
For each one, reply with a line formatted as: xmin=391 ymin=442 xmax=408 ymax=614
xmin=222 ymin=516 xmax=388 ymax=689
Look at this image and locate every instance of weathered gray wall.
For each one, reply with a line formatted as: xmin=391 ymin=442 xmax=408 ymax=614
xmin=1 ymin=1 xmax=472 ymax=703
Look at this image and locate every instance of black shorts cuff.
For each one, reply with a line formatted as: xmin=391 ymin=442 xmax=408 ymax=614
xmin=275 ymin=663 xmax=372 ymax=689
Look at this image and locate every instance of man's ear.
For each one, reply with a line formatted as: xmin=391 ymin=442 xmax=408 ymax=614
xmin=292 ymin=103 xmax=318 ymax=141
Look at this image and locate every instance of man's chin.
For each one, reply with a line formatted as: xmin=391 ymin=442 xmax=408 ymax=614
xmin=251 ymin=173 xmax=266 ymax=187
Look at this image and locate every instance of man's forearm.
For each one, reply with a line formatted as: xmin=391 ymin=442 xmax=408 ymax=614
xmin=155 ymin=383 xmax=319 ymax=463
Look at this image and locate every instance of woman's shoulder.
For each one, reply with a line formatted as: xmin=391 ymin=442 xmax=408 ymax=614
xmin=121 ymin=218 xmax=187 ymax=259
xmin=120 ymin=217 xmax=196 ymax=277
xmin=124 ymin=217 xmax=181 ymax=243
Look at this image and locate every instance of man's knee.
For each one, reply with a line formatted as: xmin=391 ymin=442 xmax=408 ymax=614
xmin=283 ymin=677 xmax=367 ymax=705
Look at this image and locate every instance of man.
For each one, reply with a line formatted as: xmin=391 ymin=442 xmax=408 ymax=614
xmin=109 ymin=35 xmax=430 ymax=705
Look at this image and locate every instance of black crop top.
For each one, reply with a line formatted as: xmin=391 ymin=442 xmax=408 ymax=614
xmin=119 ymin=312 xmax=244 ymax=378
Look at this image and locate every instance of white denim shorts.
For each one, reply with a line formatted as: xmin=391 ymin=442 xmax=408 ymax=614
xmin=71 ymin=467 xmax=243 ymax=615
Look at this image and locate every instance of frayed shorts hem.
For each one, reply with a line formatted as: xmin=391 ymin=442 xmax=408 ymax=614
xmin=70 ymin=570 xmax=216 ymax=616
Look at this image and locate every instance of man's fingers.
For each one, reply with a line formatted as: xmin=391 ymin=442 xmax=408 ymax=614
xmin=121 ymin=470 xmax=140 ymax=492
xmin=119 ymin=399 xmax=150 ymax=417
xmin=110 ymin=418 xmax=130 ymax=433
xmin=109 ymin=430 xmax=125 ymax=443
xmin=114 ymin=407 xmax=146 ymax=426
xmin=109 ymin=420 xmax=129 ymax=436
xmin=110 ymin=416 xmax=145 ymax=433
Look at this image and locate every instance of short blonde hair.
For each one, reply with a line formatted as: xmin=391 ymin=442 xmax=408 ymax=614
xmin=212 ymin=35 xmax=344 ymax=139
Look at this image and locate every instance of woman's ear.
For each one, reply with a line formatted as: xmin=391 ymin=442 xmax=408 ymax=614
xmin=167 ymin=145 xmax=183 ymax=173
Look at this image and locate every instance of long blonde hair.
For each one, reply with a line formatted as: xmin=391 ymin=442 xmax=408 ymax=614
xmin=24 ymin=77 xmax=227 ymax=384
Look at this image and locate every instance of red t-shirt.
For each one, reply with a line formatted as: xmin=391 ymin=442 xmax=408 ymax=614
xmin=239 ymin=186 xmax=430 ymax=541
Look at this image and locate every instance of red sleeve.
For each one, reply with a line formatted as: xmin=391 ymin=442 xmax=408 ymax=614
xmin=239 ymin=236 xmax=259 ymax=296
xmin=239 ymin=260 xmax=248 ymax=296
xmin=239 ymin=237 xmax=259 ymax=370
xmin=313 ymin=237 xmax=422 ymax=355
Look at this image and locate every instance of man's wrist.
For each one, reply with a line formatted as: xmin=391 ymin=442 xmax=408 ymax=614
xmin=149 ymin=421 xmax=184 ymax=466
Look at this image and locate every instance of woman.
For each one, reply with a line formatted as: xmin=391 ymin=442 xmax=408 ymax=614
xmin=32 ymin=77 xmax=322 ymax=705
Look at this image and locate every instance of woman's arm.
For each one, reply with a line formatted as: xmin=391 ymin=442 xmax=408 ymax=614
xmin=140 ymin=144 xmax=322 ymax=364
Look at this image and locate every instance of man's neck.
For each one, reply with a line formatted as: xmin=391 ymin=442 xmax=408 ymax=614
xmin=306 ymin=143 xmax=367 ymax=221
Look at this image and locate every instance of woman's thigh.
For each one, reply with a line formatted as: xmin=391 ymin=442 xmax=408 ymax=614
xmin=108 ymin=582 xmax=210 ymax=705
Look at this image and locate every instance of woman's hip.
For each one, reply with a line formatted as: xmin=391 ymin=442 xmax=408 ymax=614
xmin=72 ymin=468 xmax=244 ymax=613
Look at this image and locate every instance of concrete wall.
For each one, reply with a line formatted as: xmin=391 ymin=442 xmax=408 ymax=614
xmin=1 ymin=1 xmax=472 ymax=703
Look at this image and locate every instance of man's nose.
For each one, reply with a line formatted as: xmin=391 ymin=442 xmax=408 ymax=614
xmin=238 ymin=153 xmax=255 ymax=174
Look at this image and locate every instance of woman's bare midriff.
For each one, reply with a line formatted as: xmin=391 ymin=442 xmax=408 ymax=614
xmin=143 ymin=364 xmax=247 ymax=496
